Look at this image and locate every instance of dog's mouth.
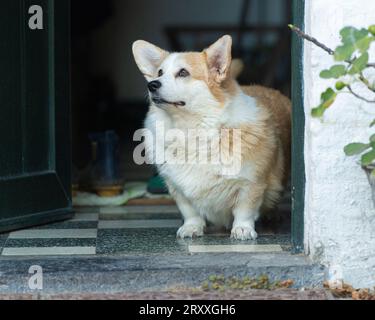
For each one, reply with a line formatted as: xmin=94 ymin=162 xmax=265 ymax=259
xmin=152 ymin=97 xmax=186 ymax=107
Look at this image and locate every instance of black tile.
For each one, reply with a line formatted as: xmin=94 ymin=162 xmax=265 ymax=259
xmin=73 ymin=207 xmax=100 ymax=213
xmin=97 ymin=227 xmax=179 ymax=237
xmin=96 ymin=228 xmax=187 ymax=255
xmin=99 ymin=212 xmax=181 ymax=221
xmin=96 ymin=228 xmax=291 ymax=255
xmin=4 ymin=238 xmax=97 ymax=248
xmin=31 ymin=221 xmax=98 ymax=230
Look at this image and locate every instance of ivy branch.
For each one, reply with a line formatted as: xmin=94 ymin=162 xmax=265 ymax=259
xmin=289 ymin=24 xmax=375 ymax=169
xmin=289 ymin=24 xmax=335 ymax=55
xmin=289 ymin=24 xmax=375 ymax=104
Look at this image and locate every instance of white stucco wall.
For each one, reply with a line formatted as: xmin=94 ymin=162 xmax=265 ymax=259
xmin=304 ymin=0 xmax=375 ymax=288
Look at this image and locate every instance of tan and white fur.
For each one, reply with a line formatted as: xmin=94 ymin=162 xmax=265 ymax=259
xmin=132 ymin=35 xmax=291 ymax=240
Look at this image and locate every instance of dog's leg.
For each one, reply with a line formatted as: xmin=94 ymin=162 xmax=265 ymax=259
xmin=174 ymin=192 xmax=206 ymax=239
xmin=231 ymin=185 xmax=265 ymax=240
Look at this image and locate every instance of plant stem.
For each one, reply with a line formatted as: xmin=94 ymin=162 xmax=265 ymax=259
xmin=289 ymin=24 xmax=375 ymax=103
xmin=289 ymin=24 xmax=375 ymax=69
xmin=347 ymin=85 xmax=375 ymax=103
xmin=359 ymin=73 xmax=375 ymax=93
xmin=289 ymin=24 xmax=334 ymax=55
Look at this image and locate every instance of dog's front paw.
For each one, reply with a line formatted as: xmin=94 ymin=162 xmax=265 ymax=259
xmin=177 ymin=223 xmax=204 ymax=239
xmin=231 ymin=226 xmax=258 ymax=240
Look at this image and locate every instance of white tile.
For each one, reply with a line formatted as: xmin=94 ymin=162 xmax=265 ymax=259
xmin=8 ymin=229 xmax=97 ymax=239
xmin=2 ymin=247 xmax=96 ymax=256
xmin=98 ymin=219 xmax=182 ymax=229
xmin=188 ymin=244 xmax=283 ymax=253
xmin=71 ymin=213 xmax=99 ymax=221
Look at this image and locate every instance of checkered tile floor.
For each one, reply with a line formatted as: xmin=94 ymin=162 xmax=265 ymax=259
xmin=0 ymin=206 xmax=291 ymax=257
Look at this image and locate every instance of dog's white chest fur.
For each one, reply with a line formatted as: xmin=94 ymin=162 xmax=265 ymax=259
xmin=144 ymin=94 xmax=259 ymax=228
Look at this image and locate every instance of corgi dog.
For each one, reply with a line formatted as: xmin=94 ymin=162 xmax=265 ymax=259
xmin=132 ymin=35 xmax=291 ymax=240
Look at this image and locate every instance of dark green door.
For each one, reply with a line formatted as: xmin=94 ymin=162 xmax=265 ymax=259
xmin=291 ymin=0 xmax=305 ymax=253
xmin=0 ymin=0 xmax=72 ymax=233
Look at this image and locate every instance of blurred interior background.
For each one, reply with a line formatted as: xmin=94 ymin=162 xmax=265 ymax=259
xmin=71 ymin=0 xmax=292 ymax=184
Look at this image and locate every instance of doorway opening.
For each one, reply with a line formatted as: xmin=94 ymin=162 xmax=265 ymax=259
xmin=69 ymin=0 xmax=295 ymax=255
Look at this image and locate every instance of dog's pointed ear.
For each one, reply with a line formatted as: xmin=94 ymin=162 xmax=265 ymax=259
xmin=204 ymin=35 xmax=232 ymax=83
xmin=132 ymin=40 xmax=169 ymax=78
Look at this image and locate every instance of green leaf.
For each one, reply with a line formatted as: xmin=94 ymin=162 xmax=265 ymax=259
xmin=334 ymin=43 xmax=355 ymax=61
xmin=340 ymin=27 xmax=368 ymax=45
xmin=348 ymin=52 xmax=369 ymax=75
xmin=320 ymin=65 xmax=347 ymax=79
xmin=321 ymin=98 xmax=335 ymax=109
xmin=370 ymin=119 xmax=375 ymax=127
xmin=311 ymin=105 xmax=325 ymax=118
xmin=335 ymin=81 xmax=347 ymax=90
xmin=344 ymin=143 xmax=370 ymax=156
xmin=319 ymin=70 xmax=331 ymax=79
xmin=321 ymin=88 xmax=336 ymax=100
xmin=369 ymin=25 xmax=375 ymax=36
xmin=361 ymin=149 xmax=375 ymax=166
xmin=320 ymin=88 xmax=337 ymax=109
xmin=335 ymin=27 xmax=373 ymax=61
xmin=311 ymin=88 xmax=337 ymax=117
xmin=370 ymin=134 xmax=375 ymax=142
xmin=355 ymin=36 xmax=375 ymax=53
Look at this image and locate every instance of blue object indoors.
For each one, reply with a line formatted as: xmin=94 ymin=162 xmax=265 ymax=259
xmin=147 ymin=174 xmax=169 ymax=195
xmin=88 ymin=130 xmax=122 ymax=187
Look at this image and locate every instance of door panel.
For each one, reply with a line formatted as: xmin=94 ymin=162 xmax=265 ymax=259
xmin=23 ymin=0 xmax=53 ymax=173
xmin=291 ymin=0 xmax=305 ymax=253
xmin=0 ymin=1 xmax=24 ymax=178
xmin=0 ymin=0 xmax=72 ymax=233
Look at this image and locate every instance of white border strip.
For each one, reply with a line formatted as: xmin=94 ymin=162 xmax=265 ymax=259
xmin=188 ymin=244 xmax=283 ymax=253
xmin=2 ymin=247 xmax=96 ymax=256
xmin=8 ymin=229 xmax=97 ymax=239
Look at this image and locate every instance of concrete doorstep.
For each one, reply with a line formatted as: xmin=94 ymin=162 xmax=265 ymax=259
xmin=0 ymin=252 xmax=327 ymax=299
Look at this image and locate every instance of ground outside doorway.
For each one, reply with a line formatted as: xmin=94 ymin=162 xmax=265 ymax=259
xmin=0 ymin=203 xmax=331 ymax=300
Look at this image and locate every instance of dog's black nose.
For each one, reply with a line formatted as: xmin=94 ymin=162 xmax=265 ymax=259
xmin=148 ymin=80 xmax=162 ymax=92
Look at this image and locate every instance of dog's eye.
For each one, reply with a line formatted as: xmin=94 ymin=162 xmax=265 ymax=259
xmin=177 ymin=68 xmax=190 ymax=78
xmin=158 ymin=69 xmax=163 ymax=77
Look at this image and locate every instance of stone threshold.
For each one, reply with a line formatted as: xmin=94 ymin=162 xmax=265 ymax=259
xmin=0 ymin=252 xmax=325 ymax=295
